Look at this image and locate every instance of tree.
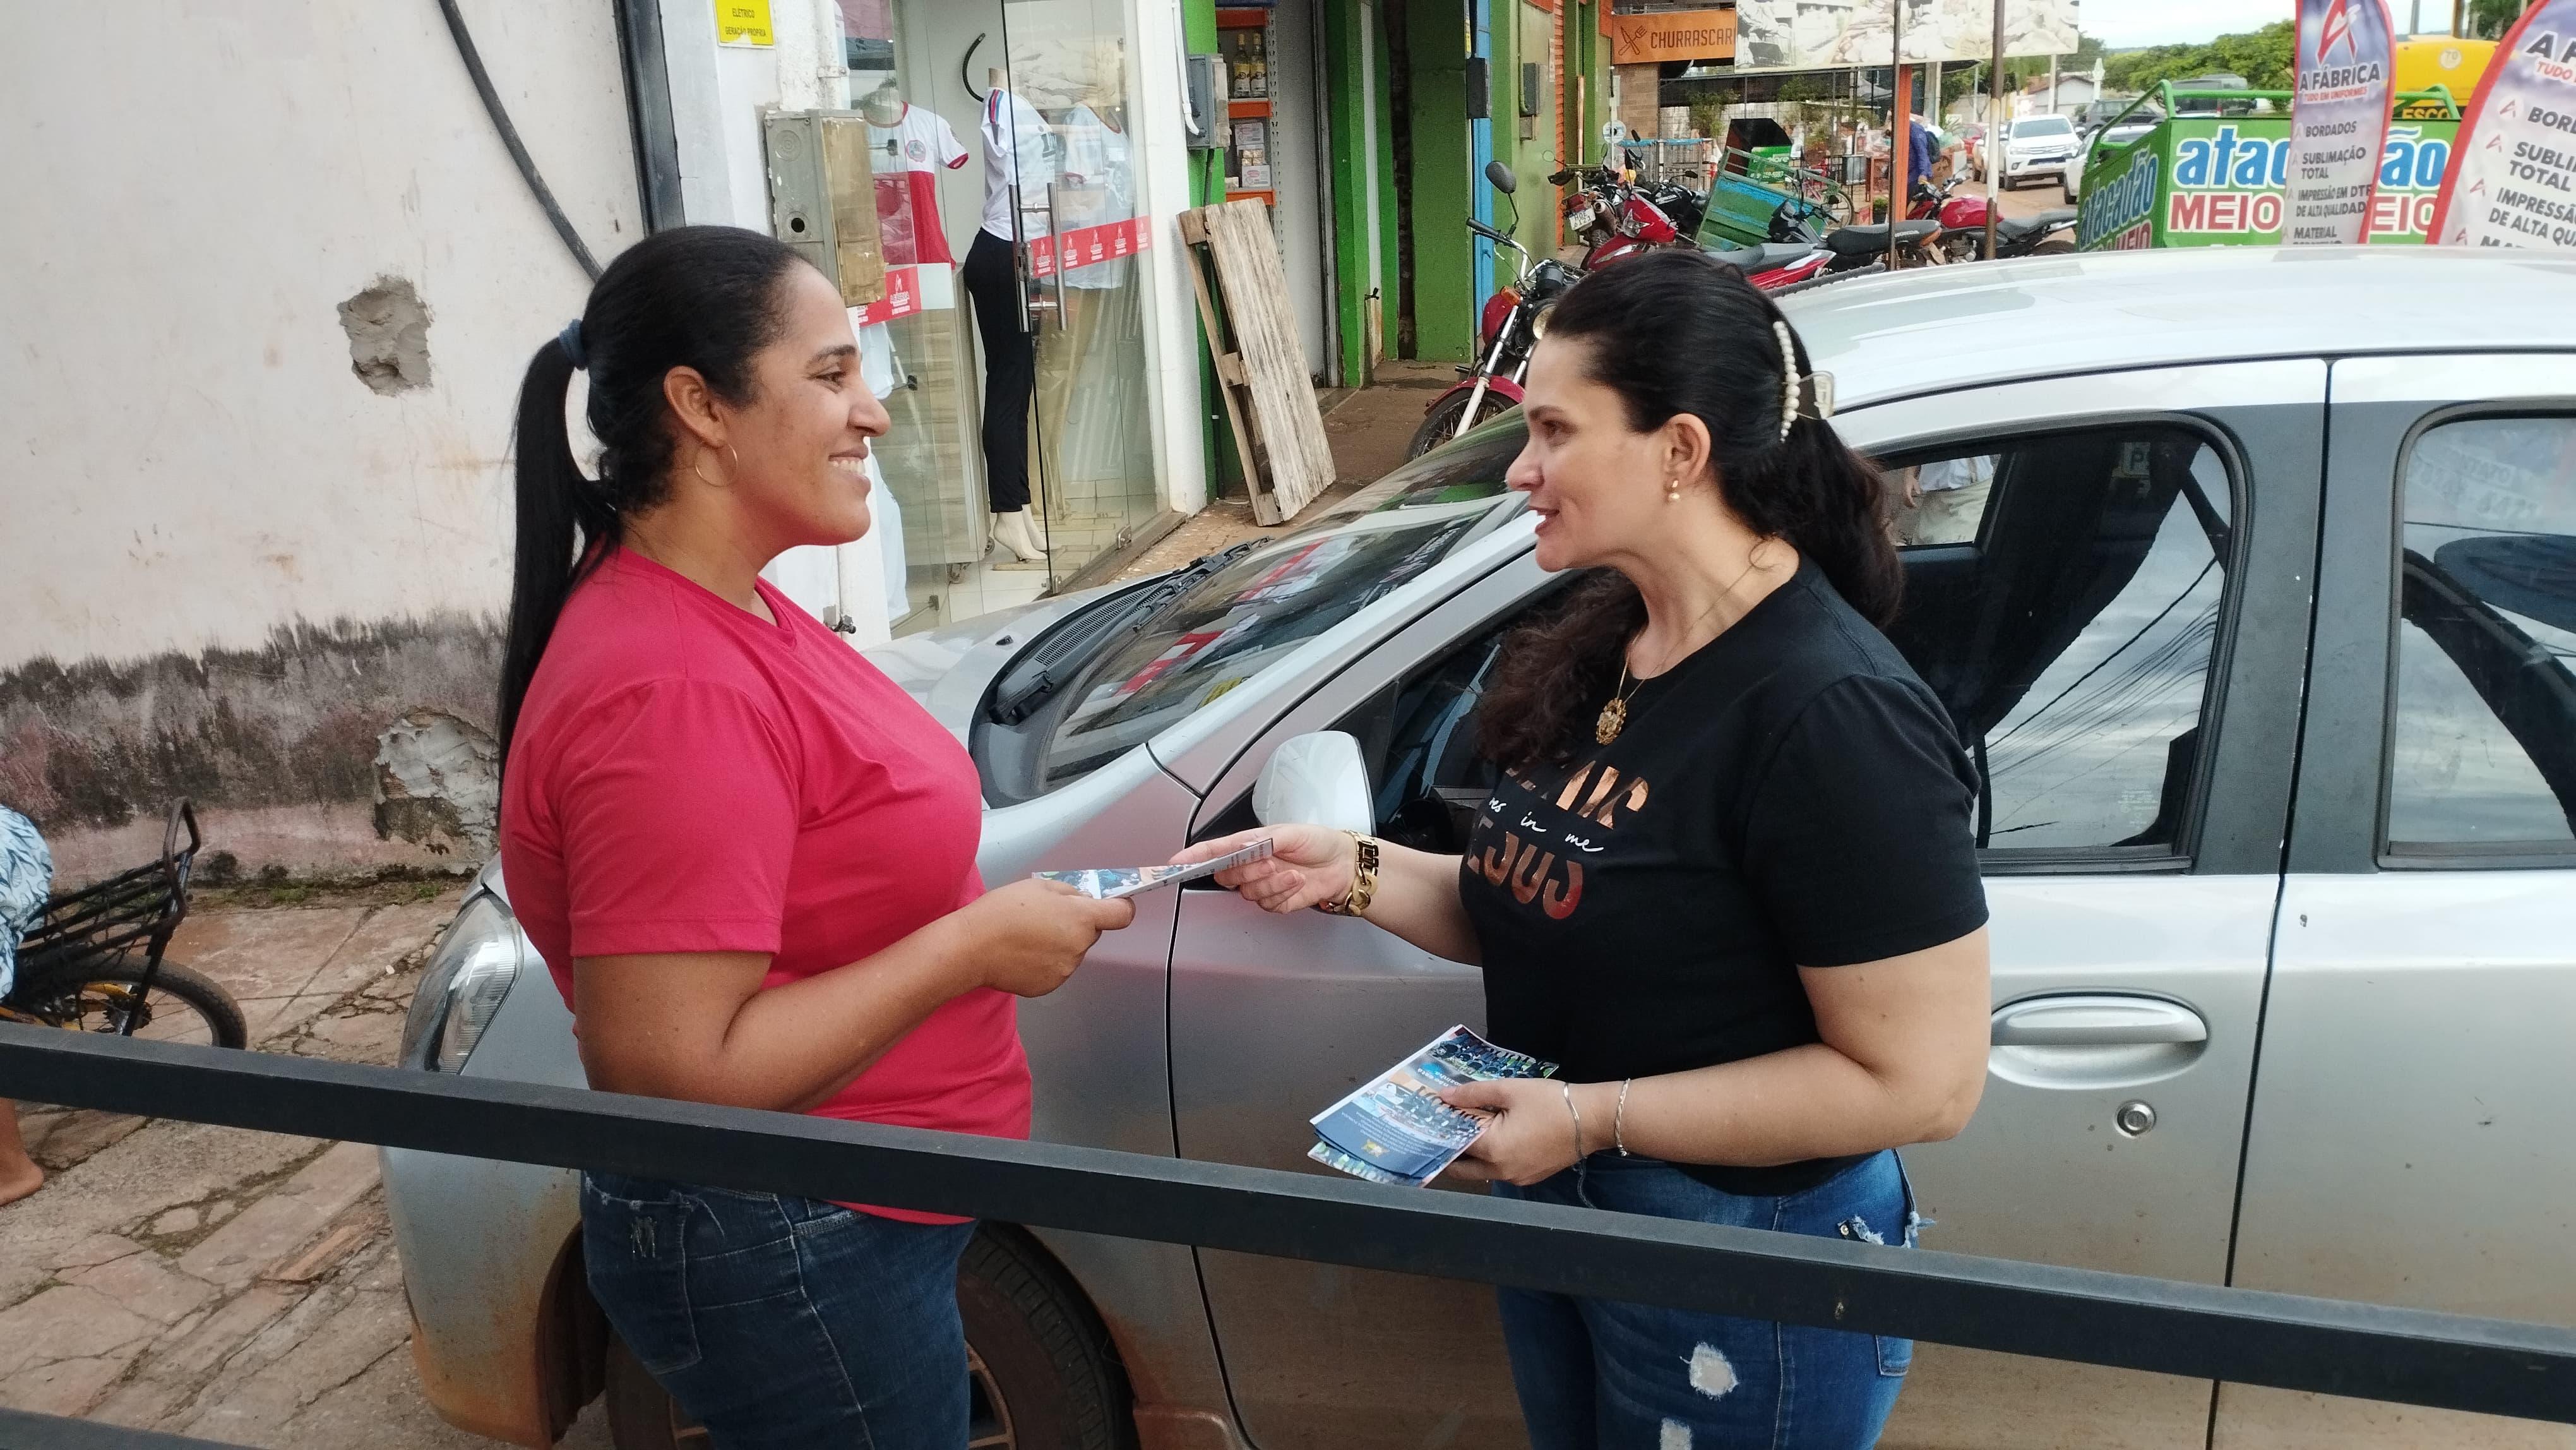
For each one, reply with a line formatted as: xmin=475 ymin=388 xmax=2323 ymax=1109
xmin=2104 ymin=20 xmax=2294 ymax=93
xmin=2467 ymin=0 xmax=2522 ymax=39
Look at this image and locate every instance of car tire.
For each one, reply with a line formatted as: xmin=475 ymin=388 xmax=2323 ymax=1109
xmin=601 ymin=1225 xmax=1138 ymax=1450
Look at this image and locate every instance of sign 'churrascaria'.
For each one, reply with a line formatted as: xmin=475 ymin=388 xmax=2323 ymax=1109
xmin=2290 ymin=0 xmax=2397 ymax=244
xmin=2429 ymin=0 xmax=2576 ymax=248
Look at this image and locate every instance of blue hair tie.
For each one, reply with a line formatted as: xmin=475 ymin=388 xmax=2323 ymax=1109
xmin=557 ymin=319 xmax=588 ymax=370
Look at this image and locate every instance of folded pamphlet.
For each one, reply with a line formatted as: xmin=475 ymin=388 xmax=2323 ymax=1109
xmin=1033 ymin=837 xmax=1275 ymax=901
xmin=1307 ymin=1026 xmax=1559 ymax=1187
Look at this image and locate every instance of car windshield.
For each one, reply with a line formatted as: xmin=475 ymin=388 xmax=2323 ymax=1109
xmin=997 ymin=418 xmax=1531 ymax=797
xmin=2015 ymin=117 xmax=2074 ymax=138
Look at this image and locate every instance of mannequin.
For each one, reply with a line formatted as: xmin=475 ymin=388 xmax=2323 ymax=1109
xmin=960 ymin=65 xmax=1058 ymax=565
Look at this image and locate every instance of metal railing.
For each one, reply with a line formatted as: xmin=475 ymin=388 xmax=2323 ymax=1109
xmin=4 ymin=1024 xmax=2575 ymax=1445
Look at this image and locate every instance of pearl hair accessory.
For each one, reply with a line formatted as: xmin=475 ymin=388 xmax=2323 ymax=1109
xmin=1774 ymin=320 xmax=1799 ymax=441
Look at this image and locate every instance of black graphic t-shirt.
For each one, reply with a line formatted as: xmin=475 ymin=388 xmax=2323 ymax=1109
xmin=1458 ymin=559 xmax=1988 ymax=1196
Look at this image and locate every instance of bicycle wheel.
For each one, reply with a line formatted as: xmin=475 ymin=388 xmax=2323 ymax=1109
xmin=17 ymin=952 xmax=249 ymax=1050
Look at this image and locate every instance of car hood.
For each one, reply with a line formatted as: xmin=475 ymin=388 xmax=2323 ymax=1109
xmin=862 ymin=583 xmax=1129 ymax=741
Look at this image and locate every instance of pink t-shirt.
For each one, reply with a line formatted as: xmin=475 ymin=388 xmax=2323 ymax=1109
xmin=498 ymin=548 xmax=1029 ymax=1222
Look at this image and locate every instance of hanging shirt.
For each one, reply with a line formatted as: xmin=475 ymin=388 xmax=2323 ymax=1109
xmin=870 ymin=104 xmax=970 ymax=268
xmin=1058 ymin=103 xmax=1135 ymax=289
xmin=980 ymin=88 xmax=1059 ymax=244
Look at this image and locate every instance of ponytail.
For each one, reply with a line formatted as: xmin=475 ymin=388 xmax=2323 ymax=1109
xmin=496 ymin=335 xmax=617 ymax=762
xmin=491 ymin=225 xmax=808 ymax=767
xmin=1476 ymin=248 xmax=1902 ymax=768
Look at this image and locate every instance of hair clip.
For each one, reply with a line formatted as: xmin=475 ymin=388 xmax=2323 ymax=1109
xmin=1772 ymin=320 xmax=1799 ymax=440
xmin=1798 ymin=371 xmax=1836 ymax=422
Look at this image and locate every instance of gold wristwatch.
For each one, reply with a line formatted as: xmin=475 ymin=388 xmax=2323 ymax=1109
xmin=1316 ymin=832 xmax=1380 ymax=917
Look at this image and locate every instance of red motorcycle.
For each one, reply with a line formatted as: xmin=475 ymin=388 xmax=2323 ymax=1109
xmin=1910 ymin=176 xmax=2077 ymax=261
xmin=1554 ymin=165 xmax=1681 ymax=269
xmin=1410 ymin=164 xmax=1585 ymax=458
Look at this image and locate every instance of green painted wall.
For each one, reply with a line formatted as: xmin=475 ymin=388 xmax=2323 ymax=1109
xmin=1181 ymin=0 xmax=1236 ymax=493
xmin=1406 ymin=0 xmax=1474 ymax=362
xmin=1498 ymin=1 xmax=1559 ymax=264
xmin=1325 ymin=0 xmax=1380 ymax=386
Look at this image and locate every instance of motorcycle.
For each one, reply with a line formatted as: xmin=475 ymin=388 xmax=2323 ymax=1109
xmin=1552 ymin=164 xmax=1683 ymax=270
xmin=1409 ymin=163 xmax=1584 ymax=458
xmin=1910 ymin=175 xmax=2077 ymax=261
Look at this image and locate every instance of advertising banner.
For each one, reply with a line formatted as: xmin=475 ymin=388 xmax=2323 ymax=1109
xmin=2079 ymin=119 xmax=2457 ymax=249
xmin=2429 ymin=0 xmax=2576 ymax=248
xmin=1731 ymin=0 xmax=2077 ymax=72
xmin=2289 ymin=0 xmax=2397 ymax=244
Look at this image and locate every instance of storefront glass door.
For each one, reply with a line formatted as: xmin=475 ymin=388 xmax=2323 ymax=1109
xmin=995 ymin=0 xmax=1166 ymax=586
xmin=845 ymin=0 xmax=1166 ymax=630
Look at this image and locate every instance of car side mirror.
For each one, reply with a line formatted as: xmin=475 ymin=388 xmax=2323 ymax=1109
xmin=1253 ymin=731 xmax=1374 ymax=836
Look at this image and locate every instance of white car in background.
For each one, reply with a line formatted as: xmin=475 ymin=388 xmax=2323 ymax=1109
xmin=2001 ymin=112 xmax=2082 ymax=191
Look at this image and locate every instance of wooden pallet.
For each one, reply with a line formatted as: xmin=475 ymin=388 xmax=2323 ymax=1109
xmin=1178 ymin=200 xmax=1335 ymax=525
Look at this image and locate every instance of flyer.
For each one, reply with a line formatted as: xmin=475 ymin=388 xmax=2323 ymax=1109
xmin=1033 ymin=837 xmax=1273 ymax=900
xmin=1307 ymin=1026 xmax=1558 ymax=1187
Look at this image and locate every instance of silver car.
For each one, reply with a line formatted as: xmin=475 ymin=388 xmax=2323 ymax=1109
xmin=387 ymin=246 xmax=2576 ymax=1450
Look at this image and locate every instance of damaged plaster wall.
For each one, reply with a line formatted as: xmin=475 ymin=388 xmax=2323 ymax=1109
xmin=0 ymin=0 xmax=641 ymax=878
xmin=0 ymin=616 xmax=505 ymax=883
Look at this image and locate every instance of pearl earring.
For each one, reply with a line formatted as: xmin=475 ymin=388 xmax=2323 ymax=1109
xmin=1666 ymin=477 xmax=1682 ymax=504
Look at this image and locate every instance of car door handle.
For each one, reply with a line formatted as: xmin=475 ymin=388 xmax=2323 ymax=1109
xmin=1990 ymin=995 xmax=2209 ymax=1047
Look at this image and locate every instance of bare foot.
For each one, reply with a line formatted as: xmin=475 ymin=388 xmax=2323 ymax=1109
xmin=0 ymin=1158 xmax=41 ymax=1206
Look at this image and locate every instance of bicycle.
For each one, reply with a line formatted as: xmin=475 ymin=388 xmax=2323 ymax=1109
xmin=3 ymin=801 xmax=246 ymax=1049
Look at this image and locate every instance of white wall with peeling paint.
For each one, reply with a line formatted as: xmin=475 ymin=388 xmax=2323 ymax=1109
xmin=0 ymin=0 xmax=642 ymax=669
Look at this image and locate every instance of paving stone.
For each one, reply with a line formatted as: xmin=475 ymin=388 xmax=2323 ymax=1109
xmin=62 ymin=1249 xmax=219 ymax=1326
xmin=0 ymin=1285 xmax=159 ymax=1379
xmin=294 ymin=1006 xmax=406 ymax=1064
xmin=44 ymin=1232 xmax=146 ymax=1272
xmin=18 ymin=1106 xmax=150 ymax=1170
xmin=0 ymin=1353 xmax=136 ymax=1417
xmin=87 ymin=1284 xmax=297 ymax=1427
xmin=176 ymin=1142 xmax=379 ymax=1288
xmin=171 ymin=907 xmax=372 ymax=1024
xmin=182 ymin=1284 xmax=410 ymax=1444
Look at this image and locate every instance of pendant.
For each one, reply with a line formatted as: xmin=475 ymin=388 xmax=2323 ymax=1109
xmin=1595 ymin=698 xmax=1627 ymax=745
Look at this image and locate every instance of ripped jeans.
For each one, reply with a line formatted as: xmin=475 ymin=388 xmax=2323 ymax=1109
xmin=1493 ymin=1149 xmax=1921 ymax=1450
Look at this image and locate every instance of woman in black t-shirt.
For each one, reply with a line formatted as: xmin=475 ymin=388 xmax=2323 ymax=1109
xmin=1181 ymin=250 xmax=1990 ymax=1450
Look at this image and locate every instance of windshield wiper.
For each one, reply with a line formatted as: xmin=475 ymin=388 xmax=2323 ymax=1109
xmin=986 ymin=540 xmax=1270 ymax=726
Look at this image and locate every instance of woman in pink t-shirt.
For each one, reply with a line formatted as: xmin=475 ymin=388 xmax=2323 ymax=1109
xmin=494 ymin=225 xmax=1131 ymax=1449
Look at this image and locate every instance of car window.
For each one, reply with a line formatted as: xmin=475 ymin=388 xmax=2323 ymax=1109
xmin=1354 ymin=425 xmax=2238 ymax=864
xmin=2384 ymin=417 xmax=2576 ymax=856
xmin=2015 ymin=117 xmax=2074 ymax=138
xmin=1017 ymin=418 xmax=1529 ymax=794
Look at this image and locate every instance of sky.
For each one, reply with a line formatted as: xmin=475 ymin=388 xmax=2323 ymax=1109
xmin=2082 ymin=0 xmax=2289 ymax=51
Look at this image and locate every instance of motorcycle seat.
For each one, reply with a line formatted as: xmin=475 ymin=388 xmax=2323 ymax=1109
xmin=1822 ymin=220 xmax=1941 ymax=256
xmin=1711 ymin=242 xmax=1823 ymax=273
xmin=1994 ymin=207 xmax=2078 ymax=241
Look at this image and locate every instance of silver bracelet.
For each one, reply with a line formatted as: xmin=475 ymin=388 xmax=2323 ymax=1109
xmin=1613 ymin=1077 xmax=1634 ymax=1156
xmin=1560 ymin=1081 xmax=1585 ymax=1161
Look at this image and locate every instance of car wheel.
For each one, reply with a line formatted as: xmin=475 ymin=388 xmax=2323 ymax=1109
xmin=602 ymin=1226 xmax=1137 ymax=1450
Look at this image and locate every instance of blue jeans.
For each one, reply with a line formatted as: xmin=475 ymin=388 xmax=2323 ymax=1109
xmin=1493 ymin=1149 xmax=1921 ymax=1450
xmin=581 ymin=1171 xmax=975 ymax=1449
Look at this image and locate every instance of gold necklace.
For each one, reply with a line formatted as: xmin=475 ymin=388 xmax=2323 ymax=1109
xmin=1595 ymin=662 xmax=1645 ymax=745
xmin=1595 ymin=549 xmax=1779 ymax=746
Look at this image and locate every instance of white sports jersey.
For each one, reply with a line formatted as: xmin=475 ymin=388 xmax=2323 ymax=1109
xmin=869 ymin=104 xmax=969 ymax=266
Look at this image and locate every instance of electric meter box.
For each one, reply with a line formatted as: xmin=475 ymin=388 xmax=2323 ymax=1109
xmin=763 ymin=111 xmax=888 ymax=308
